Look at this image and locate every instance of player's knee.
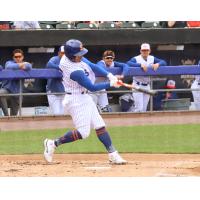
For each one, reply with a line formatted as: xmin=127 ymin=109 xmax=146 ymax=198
xmin=95 ymin=126 xmax=106 ymax=136
xmin=78 ymin=126 xmax=90 ymax=139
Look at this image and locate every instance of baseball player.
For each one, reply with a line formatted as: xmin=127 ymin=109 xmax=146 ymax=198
xmin=44 ymin=39 xmax=127 ymax=165
xmin=0 ymin=49 xmax=32 ymax=116
xmin=46 ymin=46 xmax=65 ymax=115
xmin=127 ymin=43 xmax=167 ymax=112
xmin=95 ymin=50 xmax=129 ymax=112
xmin=191 ymin=60 xmax=200 ymax=110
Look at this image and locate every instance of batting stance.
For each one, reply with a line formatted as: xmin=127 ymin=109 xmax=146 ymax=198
xmin=44 ymin=39 xmax=127 ymax=165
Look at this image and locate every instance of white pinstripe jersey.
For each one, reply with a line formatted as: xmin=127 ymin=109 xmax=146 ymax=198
xmin=133 ymin=55 xmax=154 ymax=84
xmin=59 ymin=56 xmax=96 ymax=93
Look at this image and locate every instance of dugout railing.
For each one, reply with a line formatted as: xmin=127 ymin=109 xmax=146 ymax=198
xmin=0 ymin=65 xmax=200 ymax=116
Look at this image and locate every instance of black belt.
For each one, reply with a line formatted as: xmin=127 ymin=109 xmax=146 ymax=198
xmin=66 ymin=91 xmax=87 ymax=95
xmin=136 ymin=81 xmax=148 ymax=86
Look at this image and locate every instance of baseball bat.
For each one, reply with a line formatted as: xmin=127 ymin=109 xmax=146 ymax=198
xmin=117 ymin=81 xmax=157 ymax=96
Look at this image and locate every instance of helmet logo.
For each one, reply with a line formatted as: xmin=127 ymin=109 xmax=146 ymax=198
xmin=80 ymin=44 xmax=84 ymax=51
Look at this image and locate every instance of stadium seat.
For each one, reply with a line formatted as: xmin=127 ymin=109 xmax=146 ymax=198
xmin=99 ymin=22 xmax=116 ymax=29
xmin=0 ymin=21 xmax=11 ymax=30
xmin=40 ymin=24 xmax=54 ymax=29
xmin=121 ymin=22 xmax=140 ymax=28
xmin=141 ymin=21 xmax=161 ymax=28
xmin=39 ymin=21 xmax=62 ymax=29
xmin=76 ymin=23 xmax=98 ymax=29
xmin=56 ymin=23 xmax=76 ymax=29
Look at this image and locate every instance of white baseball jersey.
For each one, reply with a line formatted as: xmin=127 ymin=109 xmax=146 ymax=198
xmin=191 ymin=75 xmax=200 ymax=110
xmin=59 ymin=56 xmax=96 ymax=94
xmin=133 ymin=55 xmax=154 ymax=83
xmin=47 ymin=94 xmax=64 ymax=115
xmin=59 ymin=55 xmax=105 ymax=138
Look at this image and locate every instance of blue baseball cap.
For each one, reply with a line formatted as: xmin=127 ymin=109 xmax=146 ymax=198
xmin=64 ymin=39 xmax=88 ymax=57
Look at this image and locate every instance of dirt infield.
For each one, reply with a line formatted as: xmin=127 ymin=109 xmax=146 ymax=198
xmin=1 ymin=111 xmax=200 ymax=177
xmin=1 ymin=154 xmax=200 ymax=177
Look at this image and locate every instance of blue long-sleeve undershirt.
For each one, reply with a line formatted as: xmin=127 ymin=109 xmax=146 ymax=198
xmin=46 ymin=56 xmax=64 ymax=92
xmin=82 ymin=57 xmax=109 ymax=77
xmin=70 ymin=70 xmax=110 ymax=92
xmin=5 ymin=60 xmax=32 ymax=70
xmin=46 ymin=56 xmax=61 ymax=69
xmin=126 ymin=56 xmax=167 ymax=67
xmin=97 ymin=60 xmax=129 ymax=75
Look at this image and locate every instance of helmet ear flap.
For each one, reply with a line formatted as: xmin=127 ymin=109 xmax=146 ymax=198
xmin=66 ymin=54 xmax=76 ymax=61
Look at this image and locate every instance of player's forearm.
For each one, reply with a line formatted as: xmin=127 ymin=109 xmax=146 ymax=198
xmin=114 ymin=62 xmax=129 ymax=76
xmin=5 ymin=62 xmax=20 ymax=70
xmin=70 ymin=70 xmax=110 ymax=92
xmin=83 ymin=82 xmax=110 ymax=92
xmin=46 ymin=61 xmax=59 ymax=69
xmin=158 ymin=60 xmax=167 ymax=66
xmin=126 ymin=60 xmax=141 ymax=68
xmin=82 ymin=57 xmax=108 ymax=77
xmin=122 ymin=64 xmax=129 ymax=76
xmin=154 ymin=57 xmax=167 ymax=66
xmin=24 ymin=63 xmax=32 ymax=70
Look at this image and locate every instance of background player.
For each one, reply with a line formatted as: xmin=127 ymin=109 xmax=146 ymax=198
xmin=46 ymin=46 xmax=65 ymax=115
xmin=127 ymin=43 xmax=167 ymax=112
xmin=44 ymin=39 xmax=127 ymax=165
xmin=191 ymin=60 xmax=200 ymax=110
xmin=0 ymin=49 xmax=32 ymax=116
xmin=95 ymin=50 xmax=129 ymax=112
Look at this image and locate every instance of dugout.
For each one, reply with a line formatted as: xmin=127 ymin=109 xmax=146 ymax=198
xmin=0 ymin=28 xmax=200 ymax=107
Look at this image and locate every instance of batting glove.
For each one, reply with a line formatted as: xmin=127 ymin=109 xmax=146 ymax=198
xmin=110 ymin=79 xmax=121 ymax=88
xmin=107 ymin=73 xmax=118 ymax=82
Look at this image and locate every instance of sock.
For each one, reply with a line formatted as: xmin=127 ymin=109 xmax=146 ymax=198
xmin=96 ymin=127 xmax=116 ymax=153
xmin=54 ymin=129 xmax=82 ymax=146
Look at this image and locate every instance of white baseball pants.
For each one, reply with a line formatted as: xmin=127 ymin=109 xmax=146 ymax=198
xmin=47 ymin=94 xmax=65 ymax=115
xmin=62 ymin=94 xmax=105 ymax=139
xmin=191 ymin=80 xmax=200 ymax=110
xmin=132 ymin=82 xmax=150 ymax=112
xmin=90 ymin=89 xmax=109 ymax=109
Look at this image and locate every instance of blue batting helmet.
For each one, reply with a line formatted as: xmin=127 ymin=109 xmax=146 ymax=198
xmin=64 ymin=39 xmax=88 ymax=57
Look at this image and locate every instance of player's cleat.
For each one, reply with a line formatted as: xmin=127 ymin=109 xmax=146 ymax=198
xmin=44 ymin=139 xmax=56 ymax=163
xmin=101 ymin=105 xmax=112 ymax=112
xmin=108 ymin=151 xmax=127 ymax=165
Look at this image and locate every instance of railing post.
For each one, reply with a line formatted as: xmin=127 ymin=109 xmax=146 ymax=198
xmin=19 ymin=79 xmax=23 ymax=117
xmin=149 ymin=76 xmax=153 ymax=112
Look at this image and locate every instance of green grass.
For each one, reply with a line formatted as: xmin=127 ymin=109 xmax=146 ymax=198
xmin=0 ymin=124 xmax=200 ymax=154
